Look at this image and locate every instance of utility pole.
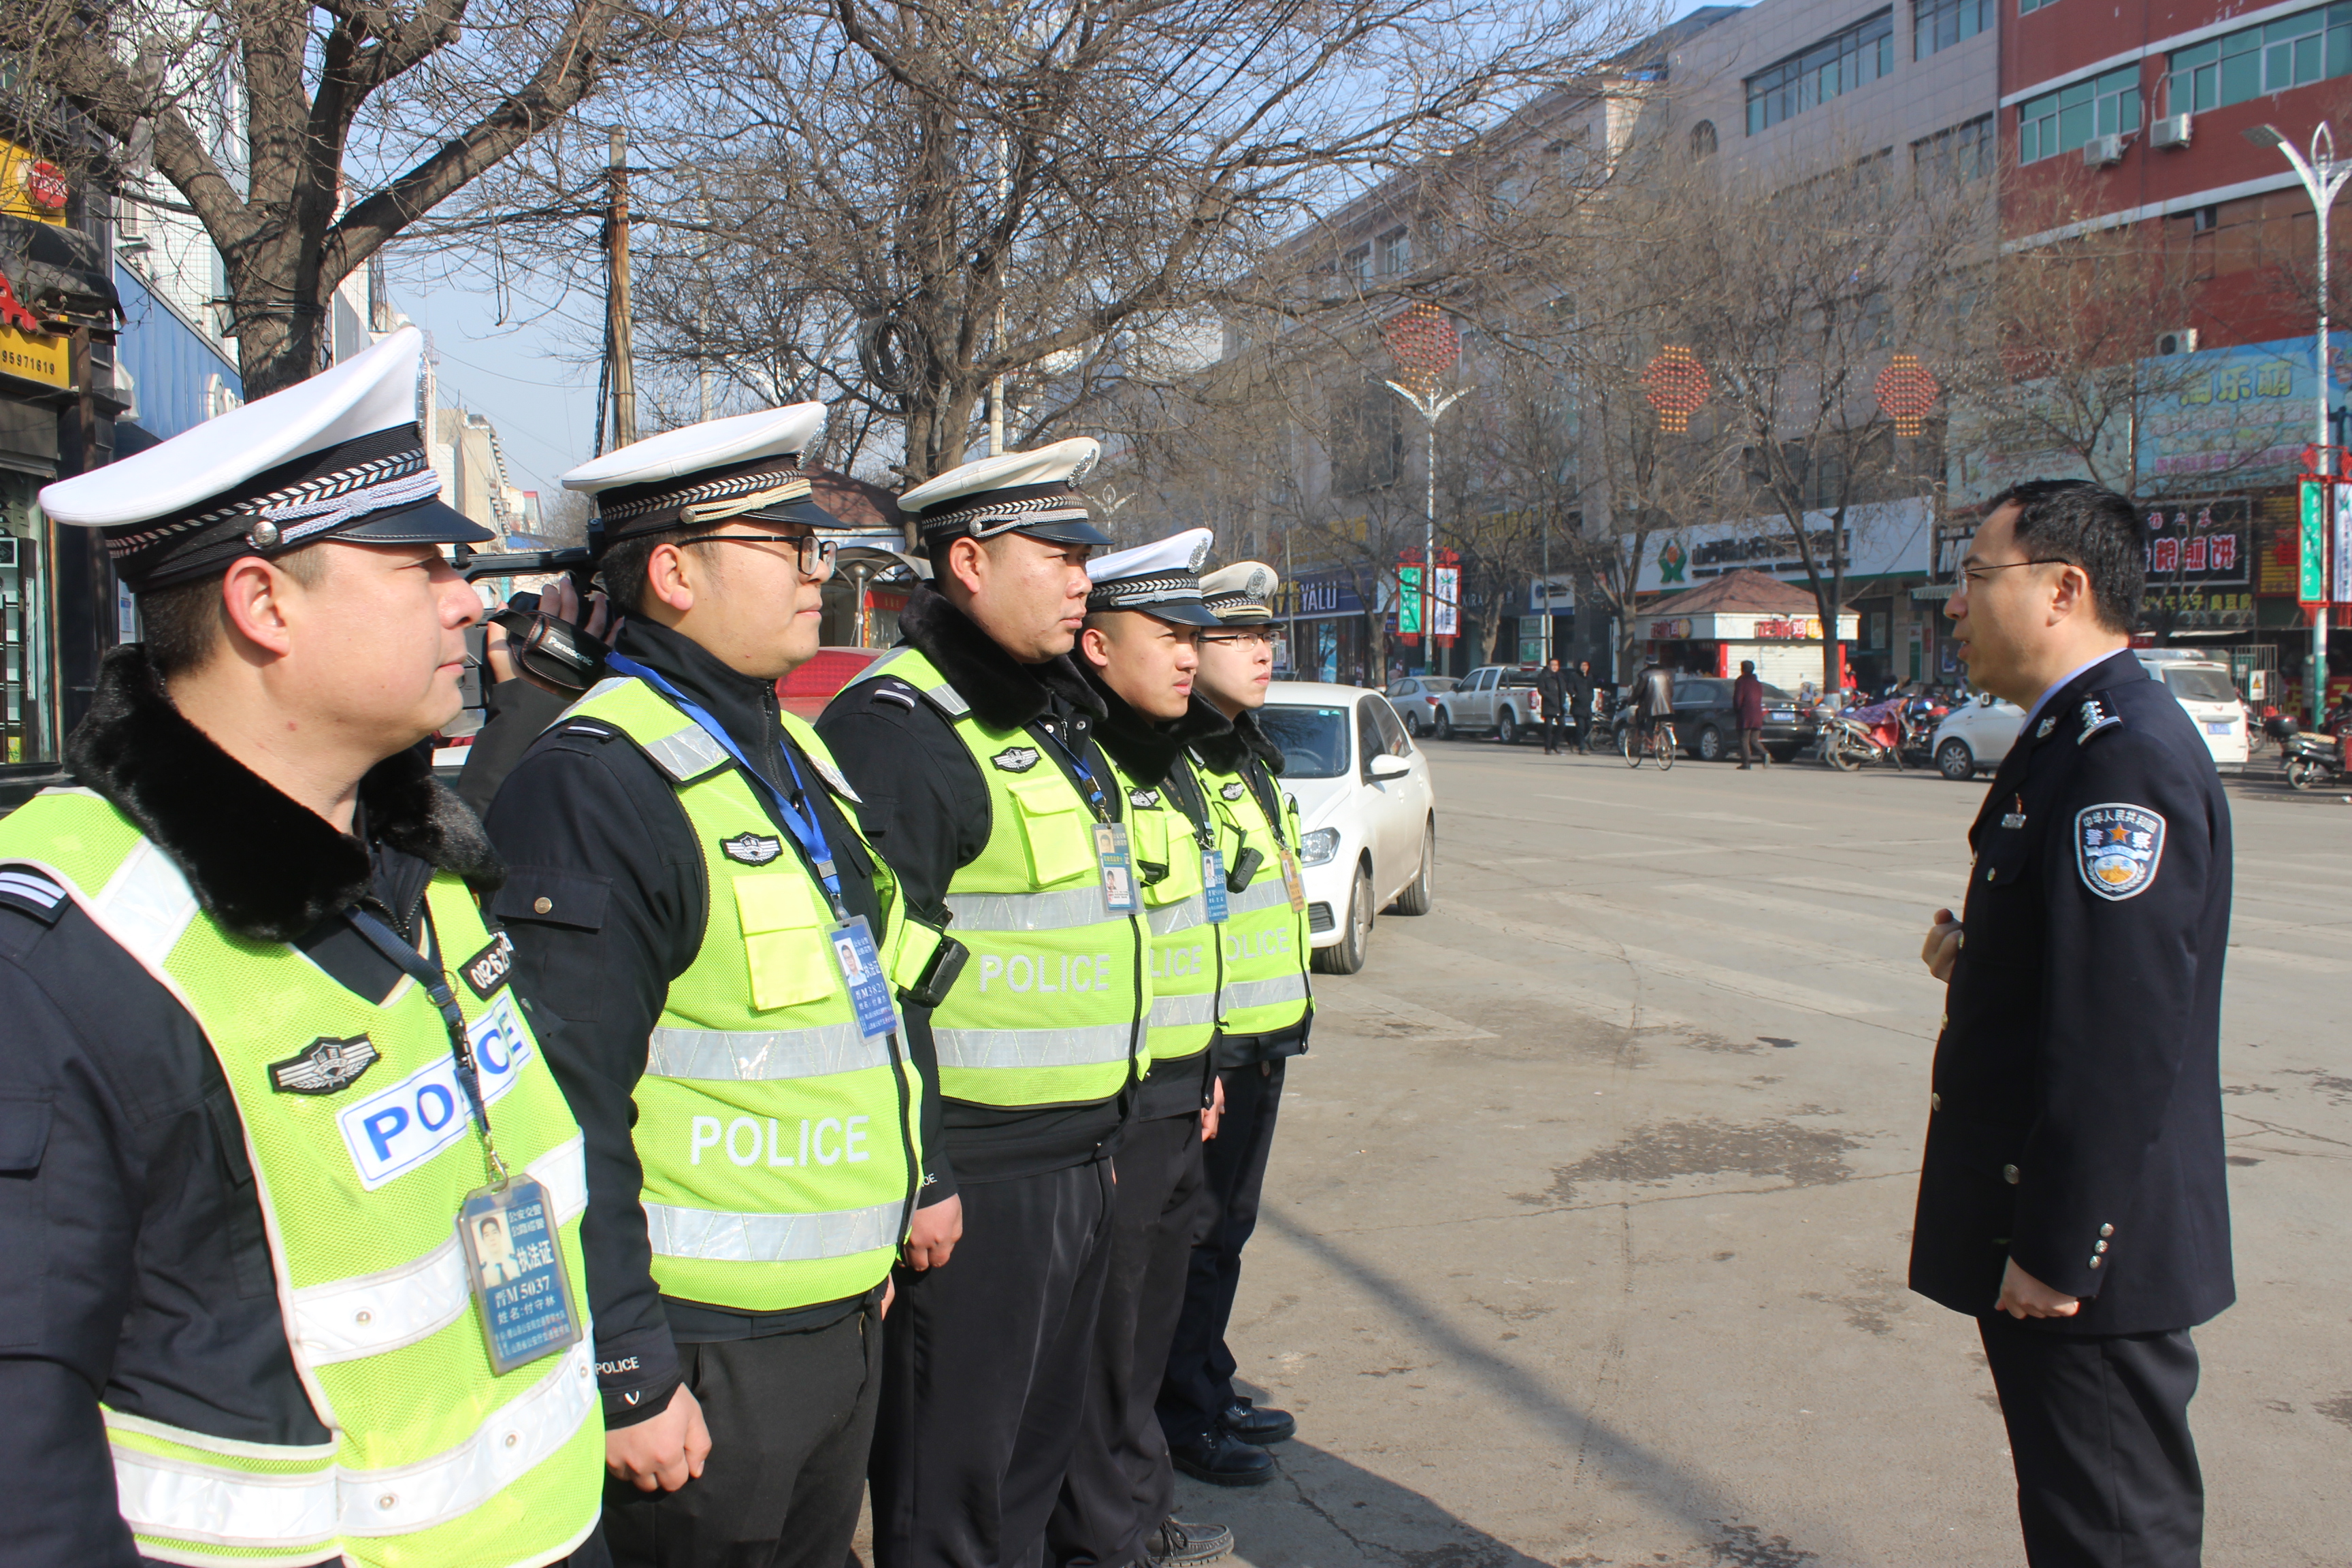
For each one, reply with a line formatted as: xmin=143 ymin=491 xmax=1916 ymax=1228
xmin=607 ymin=127 xmax=638 ymax=449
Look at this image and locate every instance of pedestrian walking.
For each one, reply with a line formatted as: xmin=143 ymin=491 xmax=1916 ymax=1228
xmin=486 ymin=406 xmax=930 ymax=1568
xmin=818 ymin=440 xmax=1146 ymax=1568
xmin=1158 ymin=561 xmax=1313 ymax=1488
xmin=1536 ymin=657 xmax=1568 ymax=753
xmin=1733 ymin=659 xmax=1769 ymax=769
xmin=1567 ymin=660 xmax=1597 ymax=753
xmin=0 ymin=329 xmax=605 ymax=1567
xmin=1916 ymin=478 xmax=2233 ymax=1568
xmin=1049 ymin=530 xmax=1238 ymax=1568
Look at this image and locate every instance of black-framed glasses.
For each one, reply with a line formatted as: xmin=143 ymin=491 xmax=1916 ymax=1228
xmin=1959 ymin=559 xmax=2068 ymax=586
xmin=682 ymin=532 xmax=838 ymax=578
xmin=1199 ymin=629 xmax=1277 ymax=647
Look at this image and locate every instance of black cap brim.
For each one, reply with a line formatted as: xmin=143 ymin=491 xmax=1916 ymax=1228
xmin=741 ymin=493 xmax=855 ymax=531
xmin=333 ymin=495 xmax=497 ymax=547
xmin=1098 ymin=595 xmax=1224 ymax=627
xmin=1010 ymin=517 xmax=1113 ymax=546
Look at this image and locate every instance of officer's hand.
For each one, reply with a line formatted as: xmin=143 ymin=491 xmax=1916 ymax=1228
xmin=1921 ymin=908 xmax=1963 ymax=983
xmin=1995 ymin=1258 xmax=2080 ymax=1320
xmin=903 ymin=1192 xmax=962 ymax=1271
xmin=605 ymin=1384 xmax=710 ymax=1492
xmin=1202 ymin=1075 xmax=1226 ymax=1141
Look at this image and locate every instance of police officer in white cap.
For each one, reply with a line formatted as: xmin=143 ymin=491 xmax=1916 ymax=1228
xmin=1158 ymin=561 xmax=1313 ymax=1486
xmin=1047 ymin=528 xmax=1243 ymax=1568
xmin=817 ymin=439 xmax=1143 ymax=1568
xmin=0 ymin=327 xmax=606 ymax=1567
xmin=483 ymin=407 xmax=934 ymax=1568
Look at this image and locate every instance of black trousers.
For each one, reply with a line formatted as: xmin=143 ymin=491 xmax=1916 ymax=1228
xmin=870 ymin=1158 xmax=1116 ymax=1568
xmin=1158 ymin=1060 xmax=1285 ymax=1443
xmin=1540 ymin=717 xmax=1564 ymax=751
xmin=1978 ymin=1315 xmax=2205 ymax=1568
xmin=1049 ymin=1115 xmax=1211 ymax=1568
xmin=1737 ymin=726 xmax=1765 ymax=764
xmin=602 ymin=1302 xmax=883 ymax=1568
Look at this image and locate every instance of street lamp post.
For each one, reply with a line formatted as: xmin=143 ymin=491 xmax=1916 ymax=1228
xmin=1382 ymin=304 xmax=1465 ymax=676
xmin=2247 ymin=121 xmax=2351 ymax=721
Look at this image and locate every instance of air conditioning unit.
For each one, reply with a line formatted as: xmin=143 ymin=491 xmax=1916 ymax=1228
xmin=2155 ymin=327 xmax=2200 ymax=356
xmin=2151 ymin=113 xmax=2193 ymax=149
xmin=2083 ymin=133 xmax=2126 ymax=167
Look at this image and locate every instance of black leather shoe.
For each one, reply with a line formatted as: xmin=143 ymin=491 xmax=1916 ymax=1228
xmin=1145 ymin=1518 xmax=1234 ymax=1565
xmin=1168 ymin=1428 xmax=1277 ymax=1486
xmin=1218 ymin=1399 xmax=1296 ymax=1445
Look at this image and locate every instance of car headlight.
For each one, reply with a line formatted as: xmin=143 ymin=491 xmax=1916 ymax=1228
xmin=1297 ymin=827 xmax=1341 ymax=866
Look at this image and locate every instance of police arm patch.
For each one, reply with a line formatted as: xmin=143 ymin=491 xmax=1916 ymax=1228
xmin=2075 ymin=804 xmax=2165 ymax=900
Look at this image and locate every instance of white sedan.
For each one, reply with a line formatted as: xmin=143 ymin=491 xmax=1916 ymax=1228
xmin=1255 ymin=681 xmax=1437 ymax=975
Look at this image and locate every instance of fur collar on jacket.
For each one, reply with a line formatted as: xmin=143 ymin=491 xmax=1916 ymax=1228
xmin=65 ymin=645 xmax=503 ymax=943
xmin=898 ymin=585 xmax=1105 ymax=730
xmin=1078 ymin=672 xmax=1232 ymax=789
xmin=1192 ymin=706 xmax=1285 ymax=777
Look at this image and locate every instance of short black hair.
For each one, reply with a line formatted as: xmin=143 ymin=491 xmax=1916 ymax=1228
xmin=1982 ymin=478 xmax=2144 ymax=634
xmin=598 ymin=522 xmax=722 ymax=617
xmin=139 ymin=544 xmax=329 ymax=677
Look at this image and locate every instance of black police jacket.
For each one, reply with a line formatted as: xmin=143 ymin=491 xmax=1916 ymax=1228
xmin=480 ymin=619 xmax=904 ymax=1430
xmin=0 ymin=648 xmax=505 ymax=1567
xmin=1909 ymin=649 xmax=2235 ymax=1336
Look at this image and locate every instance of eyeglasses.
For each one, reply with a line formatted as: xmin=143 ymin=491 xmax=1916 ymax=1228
xmin=682 ymin=532 xmax=837 ymax=578
xmin=1959 ymin=559 xmax=2069 ymax=586
xmin=1198 ymin=630 xmax=1276 ymax=647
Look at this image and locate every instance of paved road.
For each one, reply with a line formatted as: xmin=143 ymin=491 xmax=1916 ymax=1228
xmin=1175 ymin=736 xmax=2350 ymax=1568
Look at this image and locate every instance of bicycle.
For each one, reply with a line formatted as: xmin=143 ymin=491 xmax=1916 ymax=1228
xmin=1620 ymin=718 xmax=1678 ymax=770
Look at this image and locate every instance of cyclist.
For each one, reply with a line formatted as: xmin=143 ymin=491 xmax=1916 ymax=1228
xmin=1627 ymin=659 xmax=1676 ymax=757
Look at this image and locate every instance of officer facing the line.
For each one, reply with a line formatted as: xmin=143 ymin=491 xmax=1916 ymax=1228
xmin=0 ymin=329 xmax=605 ymax=1567
xmin=819 ymin=438 xmax=1145 ymax=1568
xmin=1158 ymin=561 xmax=1312 ymax=1485
xmin=1049 ymin=529 xmax=1239 ymax=1568
xmin=485 ymin=406 xmax=934 ymax=1568
xmin=1916 ymin=479 xmax=2233 ymax=1567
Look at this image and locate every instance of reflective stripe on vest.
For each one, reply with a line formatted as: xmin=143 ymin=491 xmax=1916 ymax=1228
xmin=1220 ymin=972 xmax=1310 ymax=1012
xmin=847 ymin=647 xmax=1145 ymax=1108
xmin=1148 ymin=990 xmax=1219 ymax=1028
xmin=559 ymin=678 xmax=921 ymax=1311
xmin=1196 ymin=756 xmax=1313 ymax=1039
xmin=1111 ymin=750 xmax=1219 ymax=1068
xmin=0 ymin=791 xmax=603 ymax=1568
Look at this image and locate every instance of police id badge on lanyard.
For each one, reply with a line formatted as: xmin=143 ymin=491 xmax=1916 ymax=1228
xmin=346 ymin=908 xmax=581 ymax=1376
xmin=1201 ymin=847 xmax=1230 ymax=923
xmin=1094 ymin=821 xmax=1139 ymax=915
xmin=1278 ymin=845 xmax=1307 ymax=912
xmin=829 ymin=915 xmax=899 ymax=1040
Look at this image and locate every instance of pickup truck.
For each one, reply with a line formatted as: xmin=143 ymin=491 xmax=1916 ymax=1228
xmin=1435 ymin=665 xmax=1548 ymax=743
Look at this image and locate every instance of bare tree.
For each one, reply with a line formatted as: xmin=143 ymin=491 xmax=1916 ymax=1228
xmin=3 ymin=0 xmax=680 ymax=396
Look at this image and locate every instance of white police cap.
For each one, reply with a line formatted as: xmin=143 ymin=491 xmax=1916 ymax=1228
xmin=1085 ymin=527 xmax=1220 ymax=625
xmin=1200 ymin=560 xmax=1279 ymax=624
xmin=561 ymin=403 xmax=843 ymax=555
xmin=898 ymin=437 xmax=1111 ymax=548
xmin=39 ymin=326 xmax=486 ymax=591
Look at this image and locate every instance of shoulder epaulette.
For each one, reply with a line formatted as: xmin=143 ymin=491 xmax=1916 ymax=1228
xmin=0 ymin=866 xmax=69 ymax=925
xmin=2078 ymin=696 xmax=2124 ymax=746
xmin=870 ymin=681 xmax=919 ymax=711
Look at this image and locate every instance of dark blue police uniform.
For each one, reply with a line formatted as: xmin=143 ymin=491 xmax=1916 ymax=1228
xmin=1912 ymin=649 xmax=2234 ymax=1567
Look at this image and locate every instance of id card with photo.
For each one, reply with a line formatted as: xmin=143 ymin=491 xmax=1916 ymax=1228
xmin=1200 ymin=849 xmax=1230 ymax=923
xmin=829 ymin=915 xmax=899 ymax=1041
xmin=457 ymin=1178 xmax=581 ymax=1375
xmin=1094 ymin=821 xmax=1139 ymax=915
xmin=1279 ymin=847 xmax=1307 ymax=913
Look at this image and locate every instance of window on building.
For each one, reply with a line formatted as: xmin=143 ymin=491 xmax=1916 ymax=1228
xmin=1375 ymin=227 xmax=1411 ymax=276
xmin=1745 ymin=11 xmax=1896 ymax=135
xmin=2017 ymin=66 xmax=2141 ymax=163
xmin=1914 ymin=0 xmax=1991 ymax=59
xmin=2019 ymin=0 xmax=2058 ymax=15
xmin=2167 ymin=3 xmax=2352 ymax=116
xmin=1912 ymin=112 xmax=1995 ymax=185
xmin=0 ymin=474 xmax=57 ymax=768
xmin=1344 ymin=244 xmax=1371 ymax=286
xmin=1690 ymin=119 xmax=1718 ymax=157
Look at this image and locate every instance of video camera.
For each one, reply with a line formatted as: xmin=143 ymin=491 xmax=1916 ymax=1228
xmin=452 ymin=544 xmax=608 ymax=693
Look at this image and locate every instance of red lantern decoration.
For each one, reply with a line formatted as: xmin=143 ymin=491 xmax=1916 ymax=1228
xmin=1875 ymin=353 xmax=1940 ymax=437
xmin=1383 ymin=304 xmax=1460 ymax=398
xmin=1641 ymin=347 xmax=1709 ymax=434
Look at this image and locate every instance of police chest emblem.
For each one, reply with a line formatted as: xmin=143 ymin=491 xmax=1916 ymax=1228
xmin=461 ymin=931 xmax=516 ymax=1000
xmin=1221 ymin=782 xmax=1245 ymax=801
xmin=721 ymin=832 xmax=785 ymax=866
xmin=270 ymin=1034 xmax=381 ymax=1095
xmin=2076 ymin=804 xmax=2166 ymax=900
xmin=992 ymin=746 xmax=1041 ymax=773
xmin=1129 ymin=787 xmax=1161 ymax=808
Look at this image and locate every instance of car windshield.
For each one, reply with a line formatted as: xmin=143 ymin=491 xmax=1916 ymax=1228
xmin=1500 ymin=672 xmax=1541 ymax=687
xmin=1422 ymin=676 xmax=1458 ymax=691
xmin=1260 ymin=704 xmax=1351 ymax=778
xmin=1761 ymin=683 xmax=1796 ymax=704
xmin=2161 ymin=666 xmax=2237 ymax=704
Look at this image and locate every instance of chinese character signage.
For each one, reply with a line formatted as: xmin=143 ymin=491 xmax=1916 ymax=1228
xmin=2142 ymin=497 xmax=2251 ymax=588
xmin=1396 ymin=565 xmax=1421 ymax=634
xmin=2300 ymin=482 xmax=2329 ymax=602
xmin=1432 ymin=567 xmax=1459 ymax=636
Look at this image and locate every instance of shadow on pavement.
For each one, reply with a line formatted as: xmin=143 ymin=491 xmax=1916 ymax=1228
xmin=1174 ymin=1434 xmax=1552 ymax=1568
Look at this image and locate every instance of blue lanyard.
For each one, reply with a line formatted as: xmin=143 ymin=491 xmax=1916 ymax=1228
xmin=344 ymin=905 xmax=508 ymax=1181
xmin=1036 ymin=723 xmax=1113 ymax=822
xmin=606 ymin=653 xmax=848 ymax=919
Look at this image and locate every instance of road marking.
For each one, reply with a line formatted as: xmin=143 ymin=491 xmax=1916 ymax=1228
xmin=2227 ymin=945 xmax=2352 ymax=975
xmin=1654 ymin=879 xmax=1944 ymax=936
xmin=1437 ymin=902 xmax=1891 ymax=1015
xmin=1772 ymin=873 xmax=1967 ymax=904
xmin=1313 ymin=981 xmax=1497 ymax=1039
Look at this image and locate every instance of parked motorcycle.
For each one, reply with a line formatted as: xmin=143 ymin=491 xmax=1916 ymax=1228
xmin=2266 ymin=714 xmax=2347 ymax=790
xmin=1818 ymin=700 xmax=1908 ymax=770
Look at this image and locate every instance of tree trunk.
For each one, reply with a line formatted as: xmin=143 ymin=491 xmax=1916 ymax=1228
xmin=232 ymin=289 xmax=327 ymax=401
